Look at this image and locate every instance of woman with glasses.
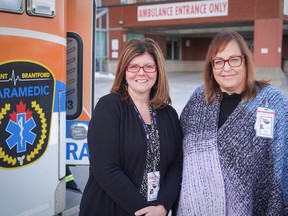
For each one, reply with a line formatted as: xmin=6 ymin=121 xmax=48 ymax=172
xmin=176 ymin=30 xmax=288 ymax=215
xmin=80 ymin=38 xmax=182 ymax=216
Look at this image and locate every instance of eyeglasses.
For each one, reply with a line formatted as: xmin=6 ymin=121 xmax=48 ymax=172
xmin=211 ymin=55 xmax=244 ymax=70
xmin=126 ymin=64 xmax=157 ymax=73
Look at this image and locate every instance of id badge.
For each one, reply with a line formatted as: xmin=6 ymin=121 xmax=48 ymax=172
xmin=147 ymin=171 xmax=160 ymax=202
xmin=254 ymin=107 xmax=275 ymax=139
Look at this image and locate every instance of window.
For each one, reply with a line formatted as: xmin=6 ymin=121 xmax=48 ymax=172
xmin=0 ymin=0 xmax=24 ymax=13
xmin=66 ymin=33 xmax=83 ymax=120
xmin=166 ymin=38 xmax=180 ymax=60
xmin=95 ymin=32 xmax=107 ymax=72
xmin=95 ymin=0 xmax=102 ymax=7
xmin=128 ymin=33 xmax=144 ymax=41
xmin=27 ymin=0 xmax=55 ymax=17
xmin=95 ymin=8 xmax=108 ymax=72
xmin=121 ymin=0 xmax=136 ymax=5
xmin=146 ymin=0 xmax=170 ymax=2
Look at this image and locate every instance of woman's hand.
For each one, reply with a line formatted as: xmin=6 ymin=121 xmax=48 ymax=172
xmin=134 ymin=205 xmax=167 ymax=216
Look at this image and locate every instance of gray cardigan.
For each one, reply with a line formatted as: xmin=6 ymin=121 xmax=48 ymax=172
xmin=80 ymin=93 xmax=183 ymax=216
xmin=177 ymin=85 xmax=288 ymax=216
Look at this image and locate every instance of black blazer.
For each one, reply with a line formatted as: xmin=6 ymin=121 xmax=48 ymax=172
xmin=80 ymin=93 xmax=183 ymax=216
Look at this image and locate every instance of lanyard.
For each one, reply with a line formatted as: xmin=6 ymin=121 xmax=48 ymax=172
xmin=131 ymin=101 xmax=160 ymax=172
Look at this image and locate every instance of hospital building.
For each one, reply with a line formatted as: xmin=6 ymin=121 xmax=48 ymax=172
xmin=95 ymin=0 xmax=288 ymax=86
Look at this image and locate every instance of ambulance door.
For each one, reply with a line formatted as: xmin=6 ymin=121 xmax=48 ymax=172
xmin=0 ymin=0 xmax=66 ymax=215
xmin=66 ymin=0 xmax=95 ymax=165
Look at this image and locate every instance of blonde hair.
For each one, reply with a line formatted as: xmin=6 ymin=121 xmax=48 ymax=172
xmin=111 ymin=38 xmax=171 ymax=109
xmin=203 ymin=30 xmax=269 ymax=104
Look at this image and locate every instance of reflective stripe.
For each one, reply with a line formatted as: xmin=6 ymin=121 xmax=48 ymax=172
xmin=66 ymin=174 xmax=74 ymax=182
xmin=0 ymin=27 xmax=67 ymax=46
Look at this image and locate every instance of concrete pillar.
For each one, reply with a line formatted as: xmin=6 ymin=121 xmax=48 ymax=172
xmin=253 ymin=18 xmax=287 ymax=92
xmin=254 ymin=18 xmax=283 ymax=67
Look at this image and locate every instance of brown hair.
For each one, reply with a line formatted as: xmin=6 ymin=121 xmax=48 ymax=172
xmin=111 ymin=38 xmax=171 ymax=109
xmin=203 ymin=30 xmax=269 ymax=104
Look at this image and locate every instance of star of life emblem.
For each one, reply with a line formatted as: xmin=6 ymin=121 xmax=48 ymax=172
xmin=6 ymin=101 xmax=37 ymax=165
xmin=0 ymin=61 xmax=54 ymax=169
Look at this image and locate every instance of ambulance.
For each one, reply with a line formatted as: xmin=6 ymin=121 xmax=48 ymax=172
xmin=0 ymin=0 xmax=95 ymax=215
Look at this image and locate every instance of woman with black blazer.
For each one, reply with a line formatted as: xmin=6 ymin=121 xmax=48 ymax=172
xmin=79 ymin=38 xmax=183 ymax=216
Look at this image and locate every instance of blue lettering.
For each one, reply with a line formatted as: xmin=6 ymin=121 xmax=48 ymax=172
xmin=79 ymin=143 xmax=89 ymax=160
xmin=18 ymin=87 xmax=27 ymax=97
xmin=0 ymin=85 xmax=50 ymax=99
xmin=34 ymin=86 xmax=41 ymax=95
xmin=11 ymin=88 xmax=18 ymax=97
xmin=43 ymin=85 xmax=49 ymax=95
xmin=4 ymin=88 xmax=9 ymax=98
xmin=28 ymin=86 xmax=33 ymax=96
xmin=66 ymin=142 xmax=78 ymax=160
xmin=66 ymin=142 xmax=89 ymax=160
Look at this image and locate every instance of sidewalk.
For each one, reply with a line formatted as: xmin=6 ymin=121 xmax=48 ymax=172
xmin=168 ymin=71 xmax=203 ymax=114
xmin=94 ymin=71 xmax=204 ymax=115
xmin=94 ymin=70 xmax=288 ymax=115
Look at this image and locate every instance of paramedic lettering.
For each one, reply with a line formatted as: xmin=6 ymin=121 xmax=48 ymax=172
xmin=0 ymin=86 xmax=50 ymax=99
